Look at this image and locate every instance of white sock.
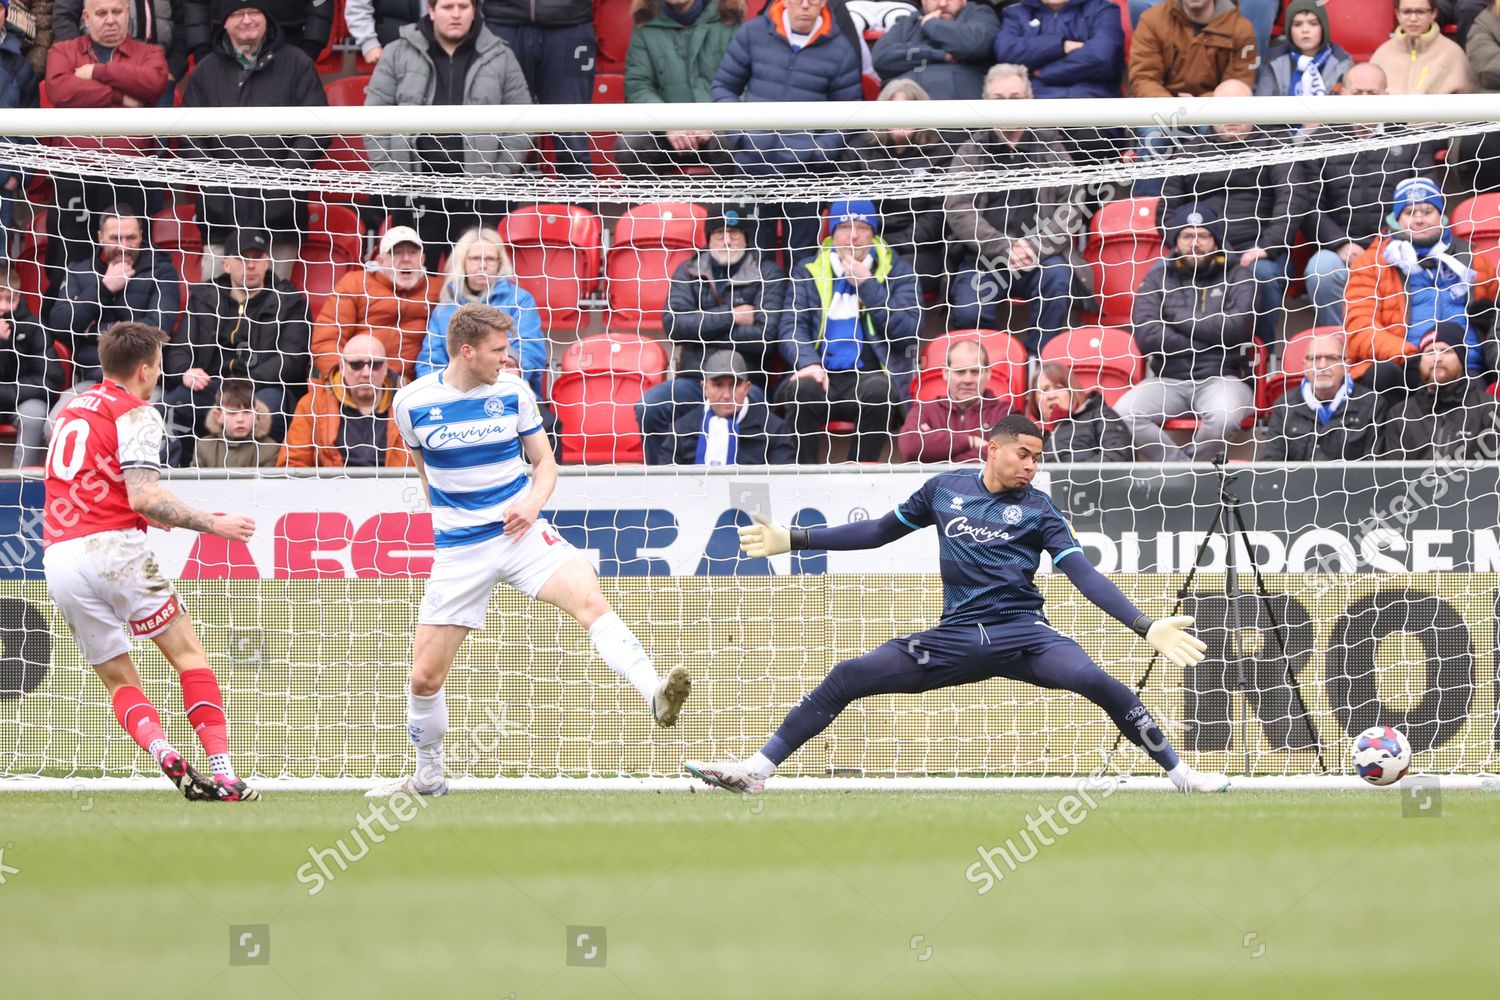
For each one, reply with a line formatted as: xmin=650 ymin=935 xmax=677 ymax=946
xmin=745 ymin=752 xmax=777 ymax=780
xmin=147 ymin=738 xmax=173 ymax=764
xmin=1168 ymin=762 xmax=1192 ymax=788
xmin=207 ymin=754 xmax=233 ymax=777
xmin=588 ymin=612 xmax=659 ymax=703
xmin=408 ymin=688 xmax=448 ymax=788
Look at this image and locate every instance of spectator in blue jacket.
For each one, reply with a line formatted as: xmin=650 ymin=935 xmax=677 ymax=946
xmin=870 ymin=0 xmax=1000 ymax=101
xmin=774 ymin=199 xmax=919 ymax=463
xmin=713 ymin=0 xmax=863 ymax=262
xmin=416 ymin=227 xmax=549 ymax=397
xmin=993 ymin=0 xmax=1126 ymax=100
xmin=48 ymin=205 xmax=183 ymax=390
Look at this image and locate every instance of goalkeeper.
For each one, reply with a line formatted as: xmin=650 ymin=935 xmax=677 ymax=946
xmin=686 ymin=414 xmax=1230 ymax=794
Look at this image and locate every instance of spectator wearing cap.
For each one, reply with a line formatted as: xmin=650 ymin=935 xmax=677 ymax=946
xmin=637 ymin=206 xmax=783 ymax=460
xmin=944 ymin=65 xmax=1079 ymax=353
xmin=871 ymin=0 xmax=1000 ymax=101
xmin=896 ymin=337 xmax=1011 ymax=463
xmin=1344 ymin=177 xmax=1499 ymax=384
xmin=1378 ymin=322 xmax=1500 ymax=459
xmin=165 ymin=227 xmax=311 ymax=462
xmin=1113 ymin=201 xmax=1256 ymax=461
xmin=311 ymin=225 xmax=442 ymax=382
xmin=645 ymin=349 xmax=796 ymax=465
xmin=1260 ymin=330 xmax=1382 ymax=462
xmin=192 ymin=377 xmax=281 ymax=468
xmin=1253 ymin=0 xmax=1353 ymax=98
xmin=416 ymin=226 xmax=548 ymax=397
xmin=775 ymin=198 xmax=918 ymax=463
xmin=281 ymin=333 xmax=412 ymax=468
xmin=366 ymin=0 xmax=531 ymax=258
xmin=993 ymin=0 xmax=1126 ymax=102
xmin=1290 ymin=63 xmax=1442 ymax=330
xmin=1028 ymin=361 xmax=1135 ymax=462
xmin=179 ymin=1 xmax=328 ymax=270
xmin=618 ymin=0 xmax=741 ymax=175
xmin=1373 ymin=0 xmax=1473 ymax=94
xmin=184 ymin=0 xmax=332 ymax=64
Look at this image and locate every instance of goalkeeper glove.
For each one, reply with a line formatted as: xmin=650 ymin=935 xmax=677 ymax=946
xmin=739 ymin=514 xmax=802 ymax=558
xmin=1144 ymin=616 xmax=1208 ymax=668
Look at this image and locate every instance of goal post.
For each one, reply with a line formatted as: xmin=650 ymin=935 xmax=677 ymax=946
xmin=2 ymin=94 xmax=1500 ymax=789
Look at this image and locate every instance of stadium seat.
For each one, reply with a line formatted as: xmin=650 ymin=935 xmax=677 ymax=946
xmin=1451 ymin=193 xmax=1500 ymax=257
xmin=497 ymin=204 xmax=603 ymax=329
xmin=1323 ymin=0 xmax=1396 ymax=62
xmin=1083 ymin=196 xmax=1162 ymax=328
xmin=1260 ymin=325 xmax=1372 ymax=415
xmin=605 ymin=202 xmax=706 ymax=331
xmin=1039 ymin=326 xmax=1143 ymax=406
xmin=552 ymin=333 xmax=669 ymax=464
xmin=294 ymin=201 xmax=365 ymax=321
xmin=317 ymin=75 xmax=373 ymax=186
xmin=910 ymin=329 xmax=1029 ymax=405
xmin=13 ymin=209 xmax=49 ymax=315
xmin=150 ymin=205 xmax=204 ymax=286
xmin=595 ymin=0 xmax=634 ymax=72
xmin=590 ymin=73 xmax=626 ymax=177
xmin=324 ymin=74 xmax=370 ymax=107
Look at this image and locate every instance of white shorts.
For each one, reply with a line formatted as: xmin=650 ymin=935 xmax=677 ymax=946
xmin=418 ymin=518 xmax=580 ymax=631
xmin=44 ymin=529 xmax=184 ymax=665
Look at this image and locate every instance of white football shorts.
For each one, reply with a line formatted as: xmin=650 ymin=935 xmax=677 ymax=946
xmin=418 ymin=518 xmax=580 ymax=630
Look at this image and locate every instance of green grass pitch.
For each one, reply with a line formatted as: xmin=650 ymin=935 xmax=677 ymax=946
xmin=1 ymin=789 xmax=1496 ymax=999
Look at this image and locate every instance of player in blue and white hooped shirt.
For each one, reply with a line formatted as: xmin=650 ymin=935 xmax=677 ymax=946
xmin=686 ymin=414 xmax=1231 ymax=795
xmin=368 ymin=304 xmax=691 ymax=797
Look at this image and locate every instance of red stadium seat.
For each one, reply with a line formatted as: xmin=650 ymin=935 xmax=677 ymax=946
xmin=552 ymin=333 xmax=669 ymax=464
xmin=13 ymin=209 xmax=49 ymax=315
xmin=324 ymin=74 xmax=370 ymax=107
xmin=1083 ymin=196 xmax=1162 ymax=328
xmin=1323 ymin=0 xmax=1396 ymax=63
xmin=1039 ymin=326 xmax=1143 ymax=406
xmin=1451 ymin=193 xmax=1500 ymax=257
xmin=1114 ymin=0 xmax=1132 ymax=63
xmin=151 ymin=205 xmax=204 ymax=286
xmin=317 ymin=75 xmax=373 ymax=187
xmin=498 ymin=204 xmax=604 ymax=329
xmin=605 ymin=202 xmax=706 ymax=331
xmin=316 ymin=0 xmax=350 ymax=73
xmin=595 ymin=0 xmax=634 ymax=72
xmin=294 ymin=201 xmax=366 ymax=321
xmin=910 ymin=329 xmax=1029 ymax=405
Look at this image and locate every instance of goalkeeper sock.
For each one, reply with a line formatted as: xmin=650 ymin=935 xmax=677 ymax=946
xmin=408 ymin=688 xmax=447 ymax=788
xmin=587 ymin=612 xmax=659 ymax=703
xmin=111 ymin=686 xmax=173 ymax=764
xmin=180 ymin=668 xmax=234 ymax=777
xmin=745 ymin=751 xmax=777 ymax=780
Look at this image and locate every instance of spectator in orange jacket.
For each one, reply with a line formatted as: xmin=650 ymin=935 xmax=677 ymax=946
xmin=279 ymin=334 xmax=412 ymax=468
xmin=45 ymin=0 xmax=171 ymax=271
xmin=1343 ymin=177 xmax=1499 ymax=385
xmin=311 ymin=226 xmax=442 ymax=380
xmin=896 ymin=338 xmax=1011 ymax=462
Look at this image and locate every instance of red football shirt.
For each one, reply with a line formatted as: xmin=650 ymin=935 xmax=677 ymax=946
xmin=43 ymin=381 xmax=165 ymax=546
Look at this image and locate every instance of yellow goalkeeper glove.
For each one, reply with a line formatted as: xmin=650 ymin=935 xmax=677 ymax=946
xmin=1145 ymin=616 xmax=1208 ymax=668
xmin=739 ymin=514 xmax=791 ymax=558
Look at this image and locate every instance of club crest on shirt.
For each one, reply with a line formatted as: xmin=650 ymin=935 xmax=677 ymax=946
xmin=484 ymin=396 xmax=509 ymax=418
xmin=1002 ymin=504 xmax=1023 ymax=525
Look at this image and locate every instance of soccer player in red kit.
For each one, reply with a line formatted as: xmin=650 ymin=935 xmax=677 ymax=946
xmin=43 ymin=322 xmax=259 ymax=801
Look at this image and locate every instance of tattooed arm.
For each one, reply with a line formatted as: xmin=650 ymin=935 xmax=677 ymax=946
xmin=124 ymin=468 xmax=255 ymax=539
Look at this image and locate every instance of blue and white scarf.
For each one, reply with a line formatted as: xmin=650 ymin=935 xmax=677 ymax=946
xmin=1291 ymin=47 xmax=1333 ymax=97
xmin=694 ymin=401 xmax=748 ymax=466
xmin=1301 ymin=375 xmax=1354 ymax=425
xmin=820 ymin=251 xmax=870 ymax=372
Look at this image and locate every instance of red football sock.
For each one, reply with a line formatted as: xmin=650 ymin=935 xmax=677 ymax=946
xmin=111 ymin=686 xmax=170 ymax=761
xmin=180 ymin=668 xmax=232 ymax=774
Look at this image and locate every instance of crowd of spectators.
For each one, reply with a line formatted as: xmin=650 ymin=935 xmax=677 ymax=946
xmin=2 ymin=0 xmax=1500 ymax=471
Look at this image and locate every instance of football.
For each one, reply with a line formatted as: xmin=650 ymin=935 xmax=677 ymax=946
xmin=1352 ymin=726 xmax=1412 ymax=786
